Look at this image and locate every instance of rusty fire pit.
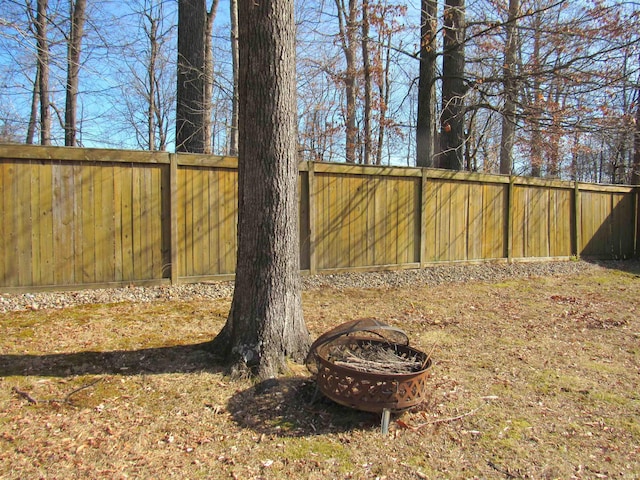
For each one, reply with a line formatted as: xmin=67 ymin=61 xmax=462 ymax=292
xmin=306 ymin=319 xmax=432 ymax=432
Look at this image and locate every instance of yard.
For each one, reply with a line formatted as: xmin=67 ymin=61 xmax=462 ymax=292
xmin=1 ymin=261 xmax=639 ymax=479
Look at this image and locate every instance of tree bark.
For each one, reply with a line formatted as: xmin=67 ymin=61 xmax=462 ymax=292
xmin=176 ymin=0 xmax=207 ymax=153
xmin=416 ymin=0 xmax=437 ymax=168
xmin=440 ymin=0 xmax=465 ymax=170
xmin=64 ymin=0 xmax=86 ymax=146
xmin=207 ymin=0 xmax=310 ymax=379
xmin=36 ymin=0 xmax=51 ymax=145
xmin=499 ymin=0 xmax=519 ymax=175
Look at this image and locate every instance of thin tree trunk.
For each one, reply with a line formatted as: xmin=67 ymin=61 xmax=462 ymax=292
xmin=440 ymin=0 xmax=465 ymax=170
xmin=499 ymin=0 xmax=519 ymax=174
xmin=64 ymin=0 xmax=86 ymax=146
xmin=335 ymin=0 xmax=358 ymax=164
xmin=229 ymin=0 xmax=239 ymax=156
xmin=203 ymin=0 xmax=219 ymax=154
xmin=36 ymin=0 xmax=51 ymax=145
xmin=376 ymin=32 xmax=392 ymax=166
xmin=530 ymin=18 xmax=542 ymax=177
xmin=361 ymin=0 xmax=372 ymax=165
xmin=147 ymin=10 xmax=158 ymax=150
xmin=26 ymin=67 xmax=40 ymax=145
xmin=416 ymin=0 xmax=437 ymax=167
xmin=207 ymin=0 xmax=310 ymax=379
xmin=630 ymin=54 xmax=639 ymax=185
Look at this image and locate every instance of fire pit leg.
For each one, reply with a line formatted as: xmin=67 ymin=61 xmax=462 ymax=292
xmin=381 ymin=408 xmax=391 ymax=434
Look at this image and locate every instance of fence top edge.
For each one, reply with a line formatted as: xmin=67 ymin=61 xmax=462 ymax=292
xmin=0 ymin=143 xmax=171 ymax=164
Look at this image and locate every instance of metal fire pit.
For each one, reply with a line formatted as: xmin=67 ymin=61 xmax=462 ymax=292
xmin=306 ymin=319 xmax=433 ymax=433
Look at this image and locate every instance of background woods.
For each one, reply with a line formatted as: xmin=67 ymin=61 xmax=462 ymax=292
xmin=0 ymin=0 xmax=638 ymax=183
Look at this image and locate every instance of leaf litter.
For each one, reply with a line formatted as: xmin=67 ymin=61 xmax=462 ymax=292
xmin=1 ymin=260 xmax=640 ymax=479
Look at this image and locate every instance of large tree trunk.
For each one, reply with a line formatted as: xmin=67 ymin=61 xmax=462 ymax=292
xmin=176 ymin=0 xmax=207 ymax=153
xmin=416 ymin=0 xmax=438 ymax=168
xmin=36 ymin=0 xmax=51 ymax=145
xmin=64 ymin=0 xmax=86 ymax=146
xmin=440 ymin=0 xmax=465 ymax=170
xmin=499 ymin=0 xmax=519 ymax=174
xmin=207 ymin=0 xmax=310 ymax=379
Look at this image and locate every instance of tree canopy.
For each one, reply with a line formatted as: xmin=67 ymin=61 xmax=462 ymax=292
xmin=0 ymin=0 xmax=638 ymax=182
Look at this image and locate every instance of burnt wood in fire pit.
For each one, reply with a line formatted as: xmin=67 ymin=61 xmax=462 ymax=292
xmin=306 ymin=319 xmax=433 ymax=420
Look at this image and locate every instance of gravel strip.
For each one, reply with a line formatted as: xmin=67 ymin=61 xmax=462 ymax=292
xmin=0 ymin=260 xmax=624 ymax=313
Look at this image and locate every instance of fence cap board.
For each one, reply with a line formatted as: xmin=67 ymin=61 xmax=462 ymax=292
xmin=0 ymin=144 xmax=173 ymax=164
xmin=424 ymin=168 xmax=509 ymax=184
xmin=576 ymin=182 xmax=635 ymax=193
xmin=176 ymin=154 xmax=238 ymax=168
xmin=309 ymin=161 xmax=422 ymax=177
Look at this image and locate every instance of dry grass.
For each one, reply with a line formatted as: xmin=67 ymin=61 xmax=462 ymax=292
xmin=1 ymin=263 xmax=640 ymax=479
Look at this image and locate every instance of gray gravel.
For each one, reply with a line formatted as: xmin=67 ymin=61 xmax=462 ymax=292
xmin=0 ymin=260 xmax=620 ymax=313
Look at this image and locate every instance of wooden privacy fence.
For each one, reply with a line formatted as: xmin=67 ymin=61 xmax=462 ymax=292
xmin=0 ymin=144 xmax=637 ymax=292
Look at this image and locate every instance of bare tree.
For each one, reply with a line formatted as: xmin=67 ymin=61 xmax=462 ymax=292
xmin=207 ymin=0 xmax=310 ymax=379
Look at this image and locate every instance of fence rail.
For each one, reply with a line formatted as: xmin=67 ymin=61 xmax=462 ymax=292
xmin=1 ymin=144 xmax=637 ymax=292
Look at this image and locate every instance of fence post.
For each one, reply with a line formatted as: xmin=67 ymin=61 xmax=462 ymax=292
xmin=573 ymin=181 xmax=581 ymax=258
xmin=308 ymin=161 xmax=317 ymax=274
xmin=507 ymin=175 xmax=514 ymax=262
xmin=420 ymin=169 xmax=428 ymax=268
xmin=169 ymin=153 xmax=179 ymax=284
xmin=634 ymin=187 xmax=639 ymax=258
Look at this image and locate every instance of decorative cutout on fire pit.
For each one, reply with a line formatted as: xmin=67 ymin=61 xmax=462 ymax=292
xmin=306 ymin=319 xmax=432 ymax=414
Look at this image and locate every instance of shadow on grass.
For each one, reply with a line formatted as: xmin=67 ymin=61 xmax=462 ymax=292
xmin=1 ymin=346 xmax=377 ymax=435
xmin=0 ymin=341 xmax=225 ymax=377
xmin=226 ymin=377 xmax=383 ymax=437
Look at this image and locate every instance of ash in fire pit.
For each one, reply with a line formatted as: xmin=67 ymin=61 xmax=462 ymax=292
xmin=306 ymin=319 xmax=433 ymax=433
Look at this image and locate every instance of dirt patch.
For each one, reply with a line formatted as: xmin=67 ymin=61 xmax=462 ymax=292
xmin=1 ymin=263 xmax=639 ymax=479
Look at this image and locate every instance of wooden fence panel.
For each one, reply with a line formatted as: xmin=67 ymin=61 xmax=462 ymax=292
xmin=424 ymin=178 xmax=507 ymax=262
xmin=580 ymin=187 xmax=635 ymax=258
xmin=313 ymin=171 xmax=420 ymax=270
xmin=176 ymin=164 xmax=238 ymax=278
xmin=0 ymin=150 xmax=168 ymax=289
xmin=511 ymin=184 xmax=573 ymax=259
